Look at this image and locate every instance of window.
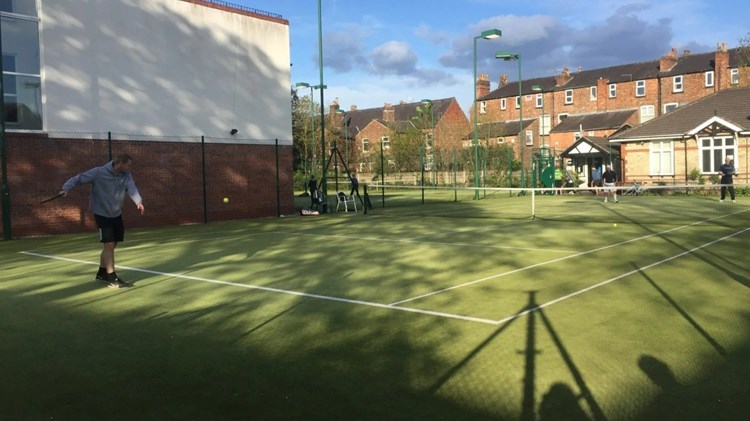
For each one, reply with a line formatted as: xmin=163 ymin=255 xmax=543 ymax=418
xmin=635 ymin=80 xmax=646 ymax=97
xmin=649 ymin=141 xmax=673 ymax=176
xmin=574 ymin=132 xmax=582 ymax=141
xmin=362 ymin=138 xmax=370 ymax=152
xmin=539 ymin=114 xmax=550 ymax=136
xmin=640 ymin=105 xmax=655 ymax=123
xmin=564 ymin=90 xmax=573 ymax=104
xmin=558 ymin=113 xmax=568 ymax=123
xmin=589 ymin=86 xmax=597 ymax=101
xmin=673 ymin=76 xmax=683 ymax=93
xmin=1 ymin=3 xmax=42 ymax=129
xmin=700 ymin=137 xmax=736 ymax=173
xmin=730 ymin=68 xmax=739 ymax=85
xmin=515 ymin=96 xmax=520 ymax=109
xmin=664 ymin=103 xmax=678 ymax=113
xmin=535 ymin=94 xmax=543 ymax=108
xmin=608 ymin=83 xmax=616 ymax=98
xmin=497 ymin=137 xmax=505 ymax=144
xmin=381 ymin=136 xmax=390 ymax=149
xmin=479 ymin=101 xmax=487 ymax=114
xmin=705 ymin=71 xmax=714 ymax=87
xmin=500 ymin=98 xmax=506 ymax=110
xmin=525 ymin=130 xmax=533 ymax=146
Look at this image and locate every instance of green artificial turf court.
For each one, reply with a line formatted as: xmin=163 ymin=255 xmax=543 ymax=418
xmin=1 ymin=193 xmax=749 ymax=420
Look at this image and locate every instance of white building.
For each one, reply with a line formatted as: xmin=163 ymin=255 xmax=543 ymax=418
xmin=2 ymin=0 xmax=291 ymax=141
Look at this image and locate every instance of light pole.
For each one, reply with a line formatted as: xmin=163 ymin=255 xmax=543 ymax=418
xmin=473 ymin=29 xmax=502 ymax=199
xmin=421 ymin=99 xmax=435 ymax=184
xmin=531 ymin=84 xmax=545 ymax=149
xmin=316 ymin=0 xmax=327 ymax=199
xmin=496 ymin=52 xmax=524 ymax=187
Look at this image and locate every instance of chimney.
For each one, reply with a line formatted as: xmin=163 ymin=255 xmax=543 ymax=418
xmin=329 ymin=97 xmax=340 ymax=116
xmin=383 ymin=103 xmax=395 ymax=122
xmin=682 ymin=49 xmax=691 ymax=57
xmin=577 ymin=65 xmax=583 ymax=72
xmin=476 ymin=73 xmax=490 ymax=99
xmin=350 ymin=105 xmax=358 ymax=111
xmin=500 ymin=73 xmax=508 ymax=87
xmin=715 ymin=42 xmax=729 ymax=91
xmin=554 ymin=67 xmax=572 ymax=87
xmin=659 ymin=48 xmax=679 ymax=72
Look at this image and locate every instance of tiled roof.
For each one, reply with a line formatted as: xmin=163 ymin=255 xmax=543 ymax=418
xmin=340 ymin=98 xmax=455 ymax=138
xmin=611 ymin=87 xmax=750 ymax=141
xmin=550 ymin=109 xmax=637 ymax=133
xmin=480 ymin=48 xmax=742 ymax=100
xmin=559 ymin=136 xmax=620 ymax=157
xmin=463 ymin=119 xmax=535 ymax=140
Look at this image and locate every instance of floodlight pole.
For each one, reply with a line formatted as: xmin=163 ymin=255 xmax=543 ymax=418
xmin=0 ymin=18 xmax=10 ymax=240
xmin=317 ymin=0 xmax=327 ymax=200
xmin=473 ymin=29 xmax=502 ymax=200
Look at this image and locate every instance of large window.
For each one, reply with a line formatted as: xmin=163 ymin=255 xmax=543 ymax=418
xmin=362 ymin=138 xmax=369 ymax=152
xmin=635 ymin=80 xmax=646 ymax=97
xmin=705 ymin=71 xmax=714 ymax=87
xmin=639 ymin=105 xmax=655 ymax=123
xmin=608 ymin=83 xmax=616 ymax=98
xmin=381 ymin=136 xmax=390 ymax=149
xmin=649 ymin=141 xmax=673 ymax=176
xmin=564 ymin=90 xmax=573 ymax=104
xmin=479 ymin=101 xmax=487 ymax=114
xmin=673 ymin=75 xmax=683 ymax=93
xmin=535 ymin=93 xmax=543 ymax=108
xmin=730 ymin=68 xmax=739 ymax=85
xmin=700 ymin=137 xmax=736 ymax=173
xmin=1 ymin=0 xmax=41 ymax=129
xmin=500 ymin=98 xmax=506 ymax=110
xmin=589 ymin=86 xmax=597 ymax=101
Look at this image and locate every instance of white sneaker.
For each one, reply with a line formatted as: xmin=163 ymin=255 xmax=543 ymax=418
xmin=719 ymin=199 xmax=724 ymax=203
xmin=604 ymin=199 xmax=608 ymax=203
xmin=732 ymin=200 xmax=736 ymax=203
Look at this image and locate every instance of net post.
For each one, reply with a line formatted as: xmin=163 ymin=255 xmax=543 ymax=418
xmin=531 ymin=188 xmax=536 ymax=219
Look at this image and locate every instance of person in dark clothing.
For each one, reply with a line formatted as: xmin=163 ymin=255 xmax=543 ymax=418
xmin=60 ymin=154 xmax=144 ymax=288
xmin=308 ymin=175 xmax=319 ymax=209
xmin=718 ymin=157 xmax=736 ymax=203
xmin=349 ymin=172 xmax=360 ymax=198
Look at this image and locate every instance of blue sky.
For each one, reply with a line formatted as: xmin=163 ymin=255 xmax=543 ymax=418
xmin=236 ymin=0 xmax=748 ymax=115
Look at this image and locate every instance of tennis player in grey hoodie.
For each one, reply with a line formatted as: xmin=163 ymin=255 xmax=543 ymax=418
xmin=60 ymin=154 xmax=145 ymax=288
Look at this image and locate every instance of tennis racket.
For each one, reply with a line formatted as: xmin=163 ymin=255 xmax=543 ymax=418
xmin=40 ymin=192 xmax=65 ymax=204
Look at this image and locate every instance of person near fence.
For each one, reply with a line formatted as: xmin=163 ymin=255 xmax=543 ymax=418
xmin=308 ymin=174 xmax=319 ymax=209
xmin=554 ymin=167 xmax=564 ymax=195
xmin=60 ymin=154 xmax=144 ymax=288
xmin=718 ymin=156 xmax=736 ymax=203
xmin=349 ymin=172 xmax=360 ymax=199
xmin=602 ymin=165 xmax=619 ymax=203
xmin=591 ymin=165 xmax=602 ymax=195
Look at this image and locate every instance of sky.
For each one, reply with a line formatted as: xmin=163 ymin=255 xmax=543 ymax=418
xmin=235 ymin=0 xmax=749 ymax=115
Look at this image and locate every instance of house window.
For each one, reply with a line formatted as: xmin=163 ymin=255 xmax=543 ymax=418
xmin=1 ymin=0 xmax=36 ymax=15
xmin=635 ymin=80 xmax=646 ymax=97
xmin=558 ymin=113 xmax=568 ymax=123
xmin=730 ymin=68 xmax=740 ymax=85
xmin=525 ymin=130 xmax=533 ymax=146
xmin=673 ymin=75 xmax=683 ymax=93
xmin=705 ymin=71 xmax=714 ymax=87
xmin=381 ymin=136 xmax=390 ymax=149
xmin=649 ymin=141 xmax=674 ymax=176
xmin=564 ymin=90 xmax=573 ymax=104
xmin=479 ymin=101 xmax=487 ymax=114
xmin=362 ymin=138 xmax=370 ymax=152
xmin=497 ymin=137 xmax=505 ymax=144
xmin=700 ymin=136 xmax=736 ymax=173
xmin=589 ymin=86 xmax=597 ymax=101
xmin=608 ymin=83 xmax=616 ymax=98
xmin=500 ymin=98 xmax=506 ymax=110
xmin=574 ymin=132 xmax=582 ymax=141
xmin=535 ymin=94 xmax=543 ymax=108
xmin=640 ymin=105 xmax=655 ymax=123
xmin=539 ymin=114 xmax=550 ymax=136
xmin=664 ymin=103 xmax=678 ymax=113
xmin=515 ymin=96 xmax=520 ymax=109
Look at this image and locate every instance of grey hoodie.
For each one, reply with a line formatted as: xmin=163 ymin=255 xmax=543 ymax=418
xmin=62 ymin=160 xmax=143 ymax=218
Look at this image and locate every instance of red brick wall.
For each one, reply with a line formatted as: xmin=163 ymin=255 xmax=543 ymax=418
xmin=0 ymin=133 xmax=293 ymax=238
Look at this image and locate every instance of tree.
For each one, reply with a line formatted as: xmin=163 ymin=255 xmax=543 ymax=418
xmin=739 ymin=31 xmax=750 ymax=68
xmin=291 ymin=90 xmax=320 ymax=176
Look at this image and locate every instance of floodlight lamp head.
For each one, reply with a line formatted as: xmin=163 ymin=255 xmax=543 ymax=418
xmin=532 ymin=84 xmax=542 ymax=91
xmin=495 ymin=51 xmax=519 ymax=61
xmin=294 ymin=82 xmax=310 ymax=89
xmin=480 ymin=29 xmax=502 ymax=39
xmin=230 ymin=129 xmax=238 ymax=135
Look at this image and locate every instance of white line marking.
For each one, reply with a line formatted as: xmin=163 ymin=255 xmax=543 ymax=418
xmin=390 ymin=212 xmax=746 ymax=305
xmin=491 ymin=227 xmax=750 ymax=326
xmin=18 ymin=251 xmax=499 ymax=325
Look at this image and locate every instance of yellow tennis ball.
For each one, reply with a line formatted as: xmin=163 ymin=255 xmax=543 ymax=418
xmin=223 ymin=197 xmax=229 ymax=204
xmin=613 ymin=223 xmax=618 ymax=227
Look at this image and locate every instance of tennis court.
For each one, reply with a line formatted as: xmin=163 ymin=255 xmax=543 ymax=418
xmin=2 ymin=187 xmax=749 ymax=420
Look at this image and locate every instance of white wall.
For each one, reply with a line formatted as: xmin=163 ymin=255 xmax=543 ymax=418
xmin=39 ymin=0 xmax=292 ymax=143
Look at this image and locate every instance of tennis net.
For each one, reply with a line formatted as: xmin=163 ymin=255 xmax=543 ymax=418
xmin=365 ymin=183 xmax=750 ymax=226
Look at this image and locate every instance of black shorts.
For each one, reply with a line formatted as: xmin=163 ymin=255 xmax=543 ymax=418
xmin=95 ymin=214 xmax=124 ymax=243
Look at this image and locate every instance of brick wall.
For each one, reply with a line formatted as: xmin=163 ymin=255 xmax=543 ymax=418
xmin=0 ymin=133 xmax=293 ymax=238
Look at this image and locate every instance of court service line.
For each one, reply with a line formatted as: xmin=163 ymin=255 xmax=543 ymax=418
xmin=491 ymin=227 xmax=750 ymax=326
xmin=389 ymin=212 xmax=746 ymax=306
xmin=18 ymin=251 xmax=499 ymax=325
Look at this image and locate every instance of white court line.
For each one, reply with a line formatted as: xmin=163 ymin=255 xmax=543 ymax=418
xmin=18 ymin=251 xmax=498 ymax=325
xmin=491 ymin=227 xmax=750 ymax=326
xmin=389 ymin=211 xmax=747 ymax=305
xmin=270 ymin=230 xmax=576 ymax=253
